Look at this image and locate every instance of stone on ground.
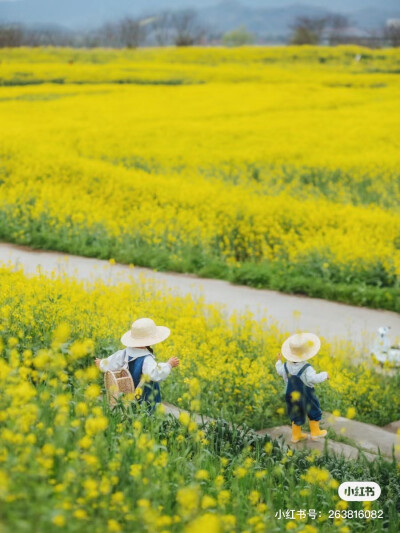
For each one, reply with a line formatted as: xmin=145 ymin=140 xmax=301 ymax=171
xmin=383 ymin=420 xmax=400 ymax=434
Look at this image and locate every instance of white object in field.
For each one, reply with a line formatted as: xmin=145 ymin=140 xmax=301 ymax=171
xmin=371 ymin=326 xmax=400 ymax=365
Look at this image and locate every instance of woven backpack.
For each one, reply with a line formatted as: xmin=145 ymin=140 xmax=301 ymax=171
xmin=104 ymin=368 xmax=145 ymax=408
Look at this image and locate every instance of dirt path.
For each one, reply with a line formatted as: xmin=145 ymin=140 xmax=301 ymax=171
xmin=1 ymin=242 xmax=399 ymax=349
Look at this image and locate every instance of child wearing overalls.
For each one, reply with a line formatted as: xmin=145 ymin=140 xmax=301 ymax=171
xmin=276 ymin=332 xmax=329 ymax=443
xmin=95 ymin=318 xmax=179 ymax=410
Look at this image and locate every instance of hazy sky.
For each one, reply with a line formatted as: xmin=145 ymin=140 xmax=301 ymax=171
xmin=0 ymin=0 xmax=397 ymax=8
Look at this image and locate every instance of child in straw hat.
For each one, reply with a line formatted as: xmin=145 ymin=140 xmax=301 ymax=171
xmin=276 ymin=332 xmax=329 ymax=443
xmin=95 ymin=318 xmax=179 ymax=409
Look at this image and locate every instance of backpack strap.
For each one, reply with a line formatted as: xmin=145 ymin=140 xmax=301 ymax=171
xmin=127 ymin=354 xmax=148 ymax=400
xmin=284 ymin=362 xmax=289 ymax=378
xmin=296 ymin=363 xmax=311 ymax=377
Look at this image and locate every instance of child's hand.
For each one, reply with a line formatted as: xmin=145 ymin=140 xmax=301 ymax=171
xmin=326 ymin=373 xmax=330 ymax=380
xmin=276 ymin=352 xmax=282 ymax=361
xmin=168 ymin=357 xmax=180 ymax=368
xmin=95 ymin=358 xmax=101 ymax=368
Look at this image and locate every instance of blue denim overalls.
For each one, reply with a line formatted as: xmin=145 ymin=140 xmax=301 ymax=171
xmin=127 ymin=351 xmax=161 ymax=412
xmin=284 ymin=362 xmax=322 ymax=425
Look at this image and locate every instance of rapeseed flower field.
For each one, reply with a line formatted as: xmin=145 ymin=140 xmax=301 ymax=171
xmin=0 ymin=265 xmax=398 ymax=428
xmin=0 ymin=264 xmax=399 ymax=532
xmin=0 ymin=47 xmax=400 ymax=309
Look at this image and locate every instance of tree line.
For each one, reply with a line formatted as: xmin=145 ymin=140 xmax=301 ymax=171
xmin=0 ymin=9 xmax=399 ymax=48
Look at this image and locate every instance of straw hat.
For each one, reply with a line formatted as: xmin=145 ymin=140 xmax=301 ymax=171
xmin=121 ymin=318 xmax=170 ymax=348
xmin=281 ymin=332 xmax=321 ymax=363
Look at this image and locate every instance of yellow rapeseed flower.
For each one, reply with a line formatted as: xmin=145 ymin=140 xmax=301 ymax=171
xmin=84 ymin=384 xmax=101 ymax=400
xmin=176 ymin=486 xmax=200 ymax=517
xmin=195 ymin=470 xmax=210 ymax=481
xmin=107 ymin=519 xmax=121 ymax=532
xmin=184 ymin=513 xmax=221 ymax=533
xmin=346 ymin=407 xmax=356 ymax=419
xmin=129 ymin=464 xmax=142 ymax=479
xmin=51 ymin=515 xmax=66 ymax=527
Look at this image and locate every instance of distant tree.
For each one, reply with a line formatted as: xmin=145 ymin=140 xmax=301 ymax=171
xmin=118 ymin=17 xmax=147 ymax=48
xmin=150 ymin=11 xmax=172 ymax=46
xmin=222 ymin=26 xmax=254 ymax=47
xmin=171 ymin=9 xmax=204 ymax=46
xmin=290 ymin=16 xmax=327 ymax=45
xmin=0 ymin=24 xmax=24 ymax=47
xmin=94 ymin=17 xmax=148 ymax=48
xmin=385 ymin=21 xmax=400 ymax=47
xmin=326 ymin=14 xmax=351 ymax=45
xmin=0 ymin=22 xmax=77 ymax=47
xmin=30 ymin=27 xmax=75 ymax=47
xmin=96 ymin=22 xmax=120 ymax=47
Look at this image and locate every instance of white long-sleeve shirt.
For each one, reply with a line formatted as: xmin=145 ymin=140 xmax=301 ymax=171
xmin=276 ymin=360 xmax=328 ymax=388
xmin=99 ymin=347 xmax=172 ymax=382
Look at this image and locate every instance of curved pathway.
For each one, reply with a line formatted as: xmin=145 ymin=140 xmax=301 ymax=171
xmin=0 ymin=242 xmax=399 ymax=349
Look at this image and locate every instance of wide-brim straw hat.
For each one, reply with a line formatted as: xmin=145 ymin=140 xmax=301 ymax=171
xmin=121 ymin=318 xmax=170 ymax=348
xmin=281 ymin=332 xmax=321 ymax=363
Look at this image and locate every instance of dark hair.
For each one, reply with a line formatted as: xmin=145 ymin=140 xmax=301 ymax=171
xmin=146 ymin=346 xmax=154 ymax=354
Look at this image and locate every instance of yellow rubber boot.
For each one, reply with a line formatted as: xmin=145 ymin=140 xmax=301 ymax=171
xmin=291 ymin=422 xmax=307 ymax=443
xmin=309 ymin=420 xmax=327 ymax=440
